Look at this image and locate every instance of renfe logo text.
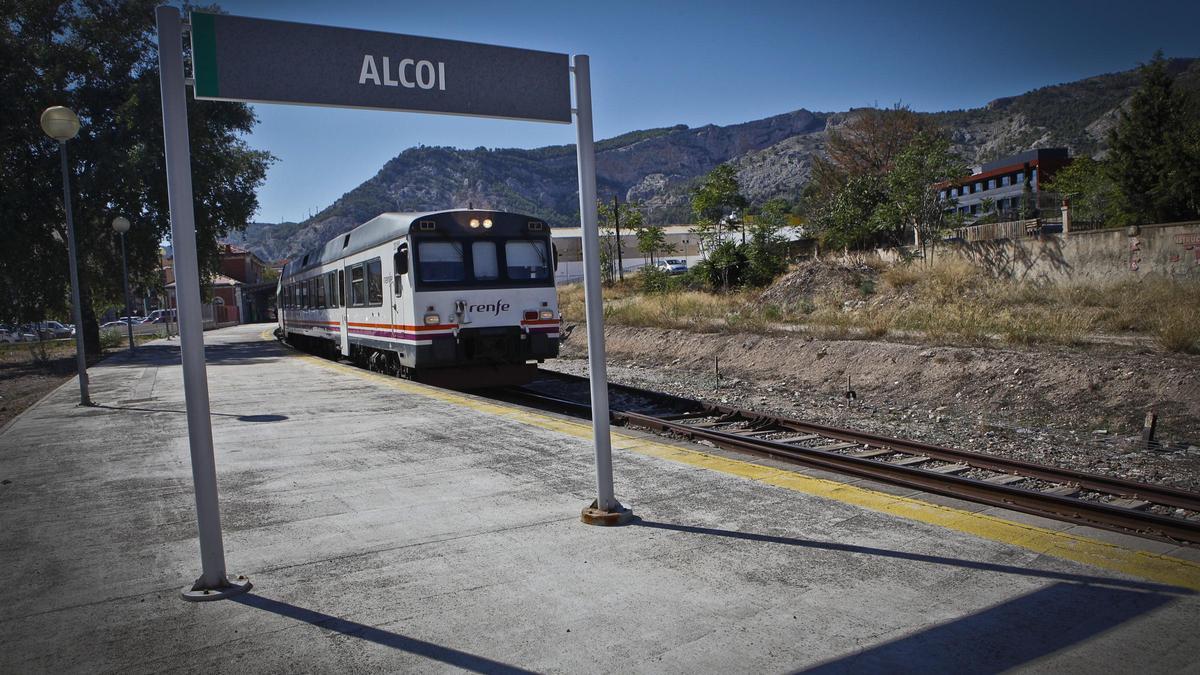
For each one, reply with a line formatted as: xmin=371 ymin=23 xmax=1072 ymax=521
xmin=468 ymin=302 xmax=510 ymax=317
xmin=358 ymin=56 xmax=446 ymax=90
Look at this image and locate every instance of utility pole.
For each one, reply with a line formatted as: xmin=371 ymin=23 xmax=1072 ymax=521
xmin=613 ymin=195 xmax=623 ymax=281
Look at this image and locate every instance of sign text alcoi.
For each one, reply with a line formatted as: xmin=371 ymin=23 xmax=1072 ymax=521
xmin=190 ymin=12 xmax=571 ymax=123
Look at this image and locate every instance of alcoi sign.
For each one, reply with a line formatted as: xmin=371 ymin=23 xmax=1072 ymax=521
xmin=190 ymin=12 xmax=572 ymax=123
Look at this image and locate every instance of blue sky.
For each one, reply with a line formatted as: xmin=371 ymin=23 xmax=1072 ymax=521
xmin=214 ymin=0 xmax=1200 ymax=223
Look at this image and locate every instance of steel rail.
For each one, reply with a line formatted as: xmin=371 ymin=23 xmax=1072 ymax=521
xmin=507 ymin=375 xmax=1200 ymax=545
xmin=618 ymin=408 xmax=1200 ymax=544
xmin=542 ymin=371 xmax=1200 ymax=512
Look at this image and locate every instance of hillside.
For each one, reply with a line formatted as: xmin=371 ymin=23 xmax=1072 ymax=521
xmin=229 ymin=57 xmax=1200 ymax=263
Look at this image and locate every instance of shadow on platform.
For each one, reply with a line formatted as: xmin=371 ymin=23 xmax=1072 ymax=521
xmin=797 ymin=582 xmax=1172 ymax=673
xmin=231 ymin=594 xmax=536 ymax=674
xmin=632 ymin=519 xmax=1191 ymax=594
xmin=633 ymin=520 xmax=1183 ymax=672
xmin=94 ymin=403 xmax=289 ymax=423
xmin=105 ymin=338 xmax=291 ymax=369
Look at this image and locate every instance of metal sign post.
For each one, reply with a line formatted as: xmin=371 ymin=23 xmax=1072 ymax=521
xmin=573 ymin=56 xmax=631 ymax=526
xmin=155 ymin=6 xmax=249 ymax=601
xmin=157 ymin=9 xmax=633 ymax=599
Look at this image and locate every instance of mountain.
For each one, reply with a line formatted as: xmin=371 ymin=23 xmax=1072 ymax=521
xmin=229 ymin=57 xmax=1200 ymax=263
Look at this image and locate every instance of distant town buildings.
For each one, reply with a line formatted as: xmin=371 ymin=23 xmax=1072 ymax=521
xmin=938 ymin=148 xmax=1072 ymax=221
xmin=166 ymin=243 xmax=276 ymax=325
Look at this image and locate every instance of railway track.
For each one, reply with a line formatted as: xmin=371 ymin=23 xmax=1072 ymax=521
xmin=502 ymin=370 xmax=1200 ymax=546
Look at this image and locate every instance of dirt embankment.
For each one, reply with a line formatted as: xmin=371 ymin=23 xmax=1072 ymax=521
xmin=570 ymin=325 xmax=1200 ymax=436
xmin=556 ymin=325 xmax=1200 ymax=490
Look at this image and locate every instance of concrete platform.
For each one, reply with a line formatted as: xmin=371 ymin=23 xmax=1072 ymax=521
xmin=1 ymin=323 xmax=1198 ymax=673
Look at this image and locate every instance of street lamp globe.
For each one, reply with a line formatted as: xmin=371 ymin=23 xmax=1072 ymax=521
xmin=40 ymin=106 xmax=80 ymax=141
xmin=112 ymin=216 xmax=131 ymax=234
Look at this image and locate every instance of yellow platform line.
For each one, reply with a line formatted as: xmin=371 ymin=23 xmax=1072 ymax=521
xmin=269 ymin=332 xmax=1200 ymax=591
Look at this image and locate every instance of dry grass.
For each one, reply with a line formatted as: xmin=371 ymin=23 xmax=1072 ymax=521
xmin=558 ymin=259 xmax=1200 ymax=353
xmin=561 ymin=283 xmax=758 ymax=332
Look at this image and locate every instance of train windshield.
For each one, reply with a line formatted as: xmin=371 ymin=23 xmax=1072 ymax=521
xmin=472 ymin=241 xmax=499 ymax=280
xmin=415 ymin=237 xmax=553 ymax=289
xmin=505 ymin=240 xmax=550 ymax=280
xmin=418 ymin=241 xmax=465 ymax=282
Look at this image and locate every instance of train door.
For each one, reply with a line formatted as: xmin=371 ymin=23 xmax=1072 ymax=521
xmin=338 ymin=267 xmax=349 ymax=356
xmin=392 ymin=242 xmax=410 ymax=337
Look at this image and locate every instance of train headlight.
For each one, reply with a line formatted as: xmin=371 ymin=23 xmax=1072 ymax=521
xmin=539 ymin=309 xmax=554 ymax=320
xmin=424 ymin=312 xmax=440 ymax=325
xmin=469 ymin=218 xmax=480 ymax=228
xmin=482 ymin=218 xmax=493 ymax=229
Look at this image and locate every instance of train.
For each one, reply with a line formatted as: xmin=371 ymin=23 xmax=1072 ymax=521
xmin=277 ymin=209 xmax=560 ymax=386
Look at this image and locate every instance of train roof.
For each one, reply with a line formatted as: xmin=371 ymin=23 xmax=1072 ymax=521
xmin=283 ymin=209 xmax=516 ymax=276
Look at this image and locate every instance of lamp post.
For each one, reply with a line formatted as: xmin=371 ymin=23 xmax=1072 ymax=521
xmin=112 ymin=216 xmax=135 ymax=351
xmin=40 ymin=106 xmax=91 ymax=407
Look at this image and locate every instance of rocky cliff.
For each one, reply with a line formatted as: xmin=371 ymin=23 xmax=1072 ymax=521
xmin=230 ymin=58 xmax=1199 ymax=262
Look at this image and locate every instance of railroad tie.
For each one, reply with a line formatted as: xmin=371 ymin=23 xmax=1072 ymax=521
xmin=930 ymin=463 xmax=971 ymax=475
xmin=815 ymin=442 xmax=860 ymax=451
xmin=735 ymin=429 xmax=784 ymax=437
xmin=772 ymin=434 xmax=822 ymax=444
xmin=1109 ymin=498 xmax=1152 ymax=511
xmin=1041 ymin=486 xmax=1081 ymax=498
xmin=891 ymin=455 xmax=932 ymax=467
xmin=982 ymin=474 xmax=1026 ymax=486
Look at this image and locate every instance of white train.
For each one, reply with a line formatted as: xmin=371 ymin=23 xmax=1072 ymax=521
xmin=277 ymin=209 xmax=560 ymax=386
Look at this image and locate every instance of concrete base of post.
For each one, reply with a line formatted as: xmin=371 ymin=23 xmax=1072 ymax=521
xmin=580 ymin=499 xmax=634 ymax=526
xmin=181 ymin=574 xmax=252 ymax=602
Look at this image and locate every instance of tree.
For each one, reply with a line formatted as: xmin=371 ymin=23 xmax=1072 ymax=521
xmin=634 ymin=224 xmax=673 ymax=265
xmin=976 ymin=197 xmax=998 ymax=224
xmin=1106 ymin=51 xmax=1200 ymax=225
xmin=807 ymin=105 xmax=934 ymax=205
xmin=802 ymin=105 xmax=943 ymax=251
xmin=597 ymin=198 xmax=642 ymax=282
xmin=743 ymin=199 xmax=790 ymax=286
xmin=0 ymin=1 xmax=273 ymax=352
xmin=1043 ymin=158 xmax=1121 ymax=226
xmin=807 ymin=174 xmax=889 ymax=251
xmin=691 ymin=164 xmax=747 ymax=291
xmin=875 ymin=133 xmax=966 ymax=258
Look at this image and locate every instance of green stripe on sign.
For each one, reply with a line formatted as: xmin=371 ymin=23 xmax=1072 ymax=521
xmin=190 ymin=12 xmax=219 ymax=98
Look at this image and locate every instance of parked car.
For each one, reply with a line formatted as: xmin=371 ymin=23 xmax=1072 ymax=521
xmin=118 ymin=316 xmax=147 ymax=325
xmin=100 ymin=320 xmax=131 ymax=330
xmin=0 ymin=325 xmax=20 ymax=344
xmin=11 ymin=325 xmax=38 ymax=342
xmin=143 ymin=309 xmax=177 ymax=324
xmin=30 ymin=320 xmax=73 ymax=339
xmin=654 ymin=258 xmax=689 ymax=275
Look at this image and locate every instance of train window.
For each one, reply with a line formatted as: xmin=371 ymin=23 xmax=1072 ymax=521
xmin=418 ymin=241 xmax=465 ymax=282
xmin=349 ymin=264 xmax=365 ymax=306
xmin=472 ymin=241 xmax=499 ymax=280
xmin=394 ymin=245 xmax=409 ymax=276
xmin=366 ymin=258 xmax=383 ymax=305
xmin=505 ymin=240 xmax=550 ymax=280
xmin=394 ymin=245 xmax=408 ymax=295
xmin=338 ymin=269 xmax=345 ymax=306
xmin=327 ymin=272 xmax=338 ymax=308
xmin=316 ymin=275 xmax=326 ymax=308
